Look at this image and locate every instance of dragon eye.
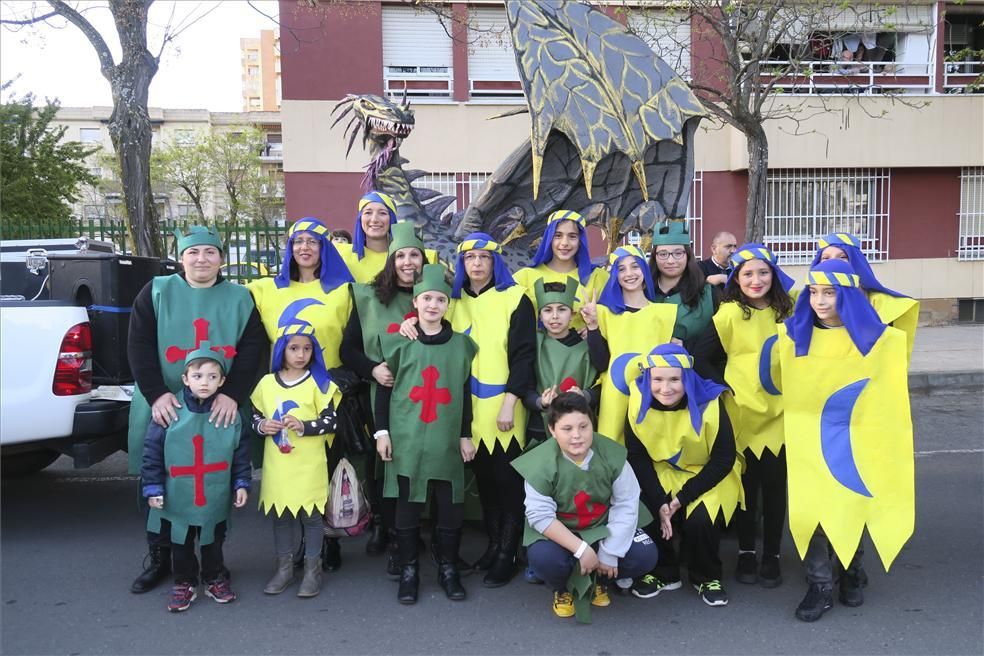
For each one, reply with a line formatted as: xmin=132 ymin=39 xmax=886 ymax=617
xmin=359 ymin=99 xmax=375 ymax=110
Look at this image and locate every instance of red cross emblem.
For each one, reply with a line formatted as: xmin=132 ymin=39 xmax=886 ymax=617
xmin=558 ymin=490 xmax=608 ymax=530
xmin=559 ymin=377 xmax=578 ymax=393
xmin=409 ymin=365 xmax=451 ymax=424
xmin=164 ymin=317 xmax=237 ymax=363
xmin=169 ymin=435 xmax=229 ymax=507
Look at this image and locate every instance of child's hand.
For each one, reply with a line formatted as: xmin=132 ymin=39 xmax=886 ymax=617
xmin=496 ymin=394 xmax=517 ymax=431
xmin=376 ymin=434 xmax=393 ymax=461
xmin=399 ymin=316 xmax=419 ymax=340
xmin=658 ymin=497 xmax=681 ymax=540
xmin=460 ymin=437 xmax=476 ymax=463
xmin=577 ymin=544 xmax=600 ymax=576
xmin=540 ymin=386 xmax=558 ymax=408
xmin=234 ymin=488 xmax=248 ymax=508
xmin=597 ymin=562 xmax=618 ymax=580
xmin=282 ymin=415 xmax=304 ymax=434
xmin=670 ymin=337 xmax=683 ymax=346
xmin=579 ymin=289 xmax=599 ymax=330
xmin=260 ymin=418 xmax=284 ymax=436
xmin=148 ymin=496 xmax=164 ymax=509
xmin=372 ymin=362 xmax=394 ymax=387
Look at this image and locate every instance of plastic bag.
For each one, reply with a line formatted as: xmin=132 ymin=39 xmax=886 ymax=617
xmin=323 ymin=457 xmax=372 ymax=538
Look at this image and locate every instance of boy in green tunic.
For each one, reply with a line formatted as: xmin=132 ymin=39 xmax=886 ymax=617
xmin=512 ymin=393 xmax=657 ymax=622
xmin=374 ymin=264 xmax=478 ymax=605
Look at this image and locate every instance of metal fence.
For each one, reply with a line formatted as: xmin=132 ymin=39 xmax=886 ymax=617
xmin=958 ymin=167 xmax=984 ymax=261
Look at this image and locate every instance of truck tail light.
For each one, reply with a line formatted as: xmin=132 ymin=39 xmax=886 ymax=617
xmin=52 ymin=322 xmax=93 ymax=396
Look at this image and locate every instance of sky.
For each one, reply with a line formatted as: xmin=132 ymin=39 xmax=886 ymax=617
xmin=0 ymin=0 xmax=280 ymax=111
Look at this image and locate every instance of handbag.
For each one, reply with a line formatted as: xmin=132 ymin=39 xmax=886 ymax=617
xmin=328 ymin=366 xmax=374 ymax=456
xmin=323 ymin=457 xmax=372 ymax=538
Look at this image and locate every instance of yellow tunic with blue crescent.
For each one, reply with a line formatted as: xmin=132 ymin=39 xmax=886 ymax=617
xmin=248 ymin=277 xmax=351 ymax=368
xmin=595 ymin=303 xmax=677 ymax=444
xmin=713 ymin=302 xmax=786 ymax=459
xmin=513 ymin=264 xmax=609 ymax=332
xmin=335 ymin=242 xmax=440 ymax=284
xmin=451 ymin=284 xmax=529 ymax=452
xmin=868 ymin=291 xmax=919 ymax=364
xmin=777 ymin=323 xmax=914 ymax=570
xmin=626 ymin=374 xmax=744 ymax=523
xmin=251 ymin=372 xmax=342 ymax=518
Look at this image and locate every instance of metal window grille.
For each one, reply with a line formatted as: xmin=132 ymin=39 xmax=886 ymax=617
xmin=764 ymin=168 xmax=891 ymax=264
xmin=688 ymin=170 xmax=703 ymax=259
xmin=415 ymin=172 xmax=492 ymax=216
xmin=958 ymin=167 xmax=984 ymax=261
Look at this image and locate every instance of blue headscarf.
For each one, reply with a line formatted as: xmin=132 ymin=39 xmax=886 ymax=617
xmin=353 ymin=191 xmax=398 ymax=259
xmin=274 ymin=217 xmax=353 ymax=294
xmin=726 ymin=242 xmax=796 ymax=293
xmin=531 ymin=210 xmax=594 ymax=285
xmin=633 ymin=343 xmax=727 ymax=435
xmin=598 ymin=245 xmax=656 ymax=314
xmin=271 ymin=324 xmax=333 ymax=394
xmin=451 ymin=232 xmax=516 ymax=299
xmin=785 ymin=259 xmax=887 ymax=357
xmin=810 ymin=233 xmax=907 ymax=298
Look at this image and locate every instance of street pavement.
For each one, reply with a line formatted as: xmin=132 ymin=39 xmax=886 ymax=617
xmin=2 ymin=388 xmax=982 ymax=656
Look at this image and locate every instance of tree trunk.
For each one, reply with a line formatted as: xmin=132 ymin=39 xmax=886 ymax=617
xmin=744 ymin=123 xmax=769 ymax=243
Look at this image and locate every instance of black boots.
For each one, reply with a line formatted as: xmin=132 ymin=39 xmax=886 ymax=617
xmin=130 ymin=544 xmax=171 ymax=593
xmin=321 ymin=537 xmax=342 ymax=572
xmin=838 ymin=561 xmax=866 ymax=607
xmin=396 ymin=527 xmax=420 ymax=604
xmin=472 ymin=511 xmax=502 ymax=571
xmin=434 ymin=528 xmax=466 ymax=601
xmin=795 ymin=583 xmax=834 ymax=622
xmin=483 ymin=514 xmax=522 ymax=588
xmin=365 ymin=515 xmax=389 ymax=556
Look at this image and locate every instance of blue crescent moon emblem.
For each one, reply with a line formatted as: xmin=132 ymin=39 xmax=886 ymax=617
xmin=758 ymin=334 xmax=781 ymax=396
xmin=462 ymin=325 xmax=472 ymax=336
xmin=820 ymin=378 xmax=873 ymax=498
xmin=272 ymin=400 xmax=300 ymax=421
xmin=470 ymin=376 xmax=506 ymax=399
xmin=609 ymin=352 xmax=641 ymax=395
xmin=278 ymin=298 xmax=324 ymax=328
xmin=666 ymin=448 xmax=688 ymax=472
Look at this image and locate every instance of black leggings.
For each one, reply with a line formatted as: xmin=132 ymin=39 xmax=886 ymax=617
xmin=736 ymin=446 xmax=787 ymax=557
xmin=646 ymin=503 xmax=723 ymax=585
xmin=394 ymin=476 xmax=463 ymax=531
xmin=471 ymin=440 xmax=524 ymax=521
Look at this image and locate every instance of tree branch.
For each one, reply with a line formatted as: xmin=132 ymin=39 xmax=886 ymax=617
xmin=45 ymin=0 xmax=116 ymax=80
xmin=0 ymin=9 xmax=58 ymax=25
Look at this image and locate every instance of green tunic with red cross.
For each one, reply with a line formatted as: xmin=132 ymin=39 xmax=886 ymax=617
xmin=534 ymin=332 xmax=597 ymax=434
xmin=381 ymin=332 xmax=477 ymax=504
xmin=147 ymin=406 xmax=241 ymax=546
xmin=127 ymin=274 xmax=254 ymax=474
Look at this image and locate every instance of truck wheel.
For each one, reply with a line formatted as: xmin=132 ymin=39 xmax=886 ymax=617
xmin=1 ymin=449 xmax=60 ymax=477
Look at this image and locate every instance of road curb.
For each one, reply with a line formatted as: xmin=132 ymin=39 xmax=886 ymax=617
xmin=908 ymin=370 xmax=984 ymax=392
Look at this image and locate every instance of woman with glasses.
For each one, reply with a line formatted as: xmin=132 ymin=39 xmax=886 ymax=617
xmin=649 ymin=222 xmax=719 ymax=351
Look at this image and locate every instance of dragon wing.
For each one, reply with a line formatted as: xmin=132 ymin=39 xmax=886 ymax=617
xmin=506 ymin=1 xmax=706 ymax=201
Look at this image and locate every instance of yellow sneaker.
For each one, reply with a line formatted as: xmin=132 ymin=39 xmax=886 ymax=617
xmin=552 ymin=591 xmax=575 ymax=618
xmin=591 ymin=584 xmax=611 ymax=607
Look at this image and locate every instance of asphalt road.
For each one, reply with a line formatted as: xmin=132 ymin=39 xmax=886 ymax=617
xmin=2 ymin=389 xmax=982 ymax=656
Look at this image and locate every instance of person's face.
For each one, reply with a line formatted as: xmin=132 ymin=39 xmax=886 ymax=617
xmin=549 ymin=410 xmax=594 ymax=461
xmin=181 ymin=245 xmax=223 ymax=285
xmin=616 ymin=256 xmax=644 ymax=294
xmin=820 ymin=246 xmax=849 ymax=263
xmin=649 ymin=367 xmax=685 ymax=406
xmin=462 ymin=250 xmax=493 ymax=287
xmin=737 ymin=259 xmax=773 ymax=302
xmin=284 ymin=335 xmax=314 ymax=370
xmin=331 ymin=235 xmax=350 ymax=245
xmin=393 ymin=248 xmax=424 ymax=286
xmin=182 ymin=361 xmax=225 ymax=400
xmin=361 ymin=202 xmax=391 ymax=240
xmin=291 ymin=231 xmax=321 ymax=270
xmin=809 ymin=285 xmax=842 ymax=325
xmin=654 ymin=245 xmax=688 ymax=278
xmin=413 ymin=290 xmax=449 ymax=324
xmin=711 ymin=234 xmax=737 ymax=264
xmin=540 ymin=302 xmax=573 ymax=338
xmin=551 ymin=220 xmax=580 ymax=263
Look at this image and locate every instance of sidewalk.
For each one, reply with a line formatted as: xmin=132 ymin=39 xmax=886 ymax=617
xmin=909 ymin=324 xmax=984 ymax=391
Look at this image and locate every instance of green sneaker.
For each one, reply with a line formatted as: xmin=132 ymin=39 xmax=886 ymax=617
xmin=631 ymin=574 xmax=682 ymax=599
xmin=694 ymin=580 xmax=729 ymax=606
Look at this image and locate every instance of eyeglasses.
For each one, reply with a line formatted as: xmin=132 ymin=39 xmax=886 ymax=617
xmin=293 ymin=238 xmax=320 ymax=247
xmin=654 ymin=250 xmax=687 ymax=261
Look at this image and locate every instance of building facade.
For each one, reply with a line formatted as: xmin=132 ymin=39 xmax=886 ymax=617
xmin=241 ymin=29 xmax=283 ymax=112
xmin=277 ymin=0 xmax=984 ymax=317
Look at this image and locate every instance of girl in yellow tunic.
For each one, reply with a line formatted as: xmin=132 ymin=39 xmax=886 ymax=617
xmin=512 ymin=210 xmax=609 ymax=332
xmin=693 ymin=243 xmax=795 ymax=589
xmin=335 ymin=191 xmax=439 ymax=283
xmin=582 ymin=245 xmax=677 ymax=445
xmin=623 ymin=344 xmax=743 ymax=607
xmin=248 ymin=217 xmax=353 ymax=369
xmin=448 ymin=233 xmax=536 ymax=588
xmin=251 ymin=324 xmax=342 ymax=599
xmin=812 ymin=232 xmax=919 ymax=362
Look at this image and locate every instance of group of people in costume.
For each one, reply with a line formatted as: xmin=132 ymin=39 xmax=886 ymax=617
xmin=126 ymin=192 xmax=915 ymax=624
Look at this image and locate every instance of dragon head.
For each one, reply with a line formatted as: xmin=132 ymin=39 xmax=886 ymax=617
xmin=332 ymin=92 xmax=415 ymax=192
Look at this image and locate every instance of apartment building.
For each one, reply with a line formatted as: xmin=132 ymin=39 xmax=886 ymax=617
xmin=241 ymin=29 xmax=283 ymax=112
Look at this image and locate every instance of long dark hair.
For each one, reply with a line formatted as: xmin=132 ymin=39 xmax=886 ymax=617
xmin=721 ymin=260 xmax=793 ymax=321
xmin=649 ymin=244 xmax=706 ymax=308
xmin=371 ymin=248 xmax=423 ymax=305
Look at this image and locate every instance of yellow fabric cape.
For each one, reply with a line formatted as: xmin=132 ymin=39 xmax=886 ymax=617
xmin=869 ymin=291 xmax=919 ymax=364
xmin=513 ymin=264 xmax=609 ymax=332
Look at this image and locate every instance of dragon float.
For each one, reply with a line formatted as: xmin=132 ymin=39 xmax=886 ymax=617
xmin=331 ymin=0 xmax=705 ymax=265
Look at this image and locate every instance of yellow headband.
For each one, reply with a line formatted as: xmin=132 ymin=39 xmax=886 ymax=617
xmin=547 ymin=209 xmax=585 ymax=227
xmin=817 ymin=233 xmax=861 ymax=249
xmin=609 ymin=245 xmax=646 ymax=265
xmin=456 ymin=238 xmax=502 ymax=254
xmin=277 ymin=323 xmax=317 ymax=339
xmin=643 ymin=353 xmax=694 ymax=370
xmin=807 ymin=270 xmax=861 ymax=287
xmin=289 ymin=220 xmax=329 ymax=237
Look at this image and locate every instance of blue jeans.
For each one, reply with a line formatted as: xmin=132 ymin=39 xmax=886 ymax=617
xmin=528 ymin=531 xmax=659 ymax=592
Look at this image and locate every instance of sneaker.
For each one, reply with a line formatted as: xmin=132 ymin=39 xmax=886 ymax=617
xmin=694 ymin=580 xmax=729 ymax=606
xmin=552 ymin=591 xmax=575 ymax=618
xmin=631 ymin=574 xmax=682 ymax=599
xmin=167 ymin=583 xmax=197 ymax=612
xmin=838 ymin=573 xmax=864 ymax=607
xmin=759 ymin=555 xmax=783 ymax=588
xmin=795 ymin=583 xmax=833 ymax=622
xmin=591 ymin=584 xmax=611 ymax=607
xmin=735 ymin=552 xmax=758 ymax=584
xmin=204 ymin=577 xmax=236 ymax=604
xmin=613 ymin=577 xmax=634 ymax=596
xmin=524 ymin=566 xmax=543 ymax=584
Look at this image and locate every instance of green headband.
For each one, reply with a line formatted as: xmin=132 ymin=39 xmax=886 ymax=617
xmin=534 ymin=277 xmax=578 ymax=310
xmin=176 ymin=225 xmax=223 ymax=255
xmin=388 ymin=221 xmax=426 ymax=256
xmin=651 ymin=221 xmax=691 ymax=247
xmin=413 ymin=263 xmax=450 ymax=298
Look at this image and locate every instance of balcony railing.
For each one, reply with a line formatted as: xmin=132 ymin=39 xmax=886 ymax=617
xmin=944 ymin=60 xmax=983 ymax=93
xmin=468 ymin=78 xmax=525 ymax=100
xmin=758 ymin=59 xmax=935 ymax=95
xmin=384 ymin=65 xmax=452 ymax=99
xmin=260 ymin=143 xmax=283 ymax=161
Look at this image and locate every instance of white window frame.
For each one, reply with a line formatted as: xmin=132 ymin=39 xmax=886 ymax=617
xmin=79 ymin=127 xmax=101 ymax=144
xmin=627 ymin=8 xmax=692 ymax=80
xmin=687 ymin=170 xmax=703 ymax=259
xmin=415 ymin=172 xmax=492 ymax=217
xmin=382 ymin=6 xmax=454 ymax=99
xmin=467 ymin=6 xmax=523 ymax=100
xmin=958 ymin=167 xmax=984 ymax=261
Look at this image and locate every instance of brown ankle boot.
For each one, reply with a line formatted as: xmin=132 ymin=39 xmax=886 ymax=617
xmin=297 ymin=557 xmax=323 ymax=598
xmin=263 ymin=555 xmax=295 ymax=595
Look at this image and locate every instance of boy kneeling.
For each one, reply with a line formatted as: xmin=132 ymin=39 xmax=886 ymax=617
xmin=512 ymin=392 xmax=657 ymax=622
